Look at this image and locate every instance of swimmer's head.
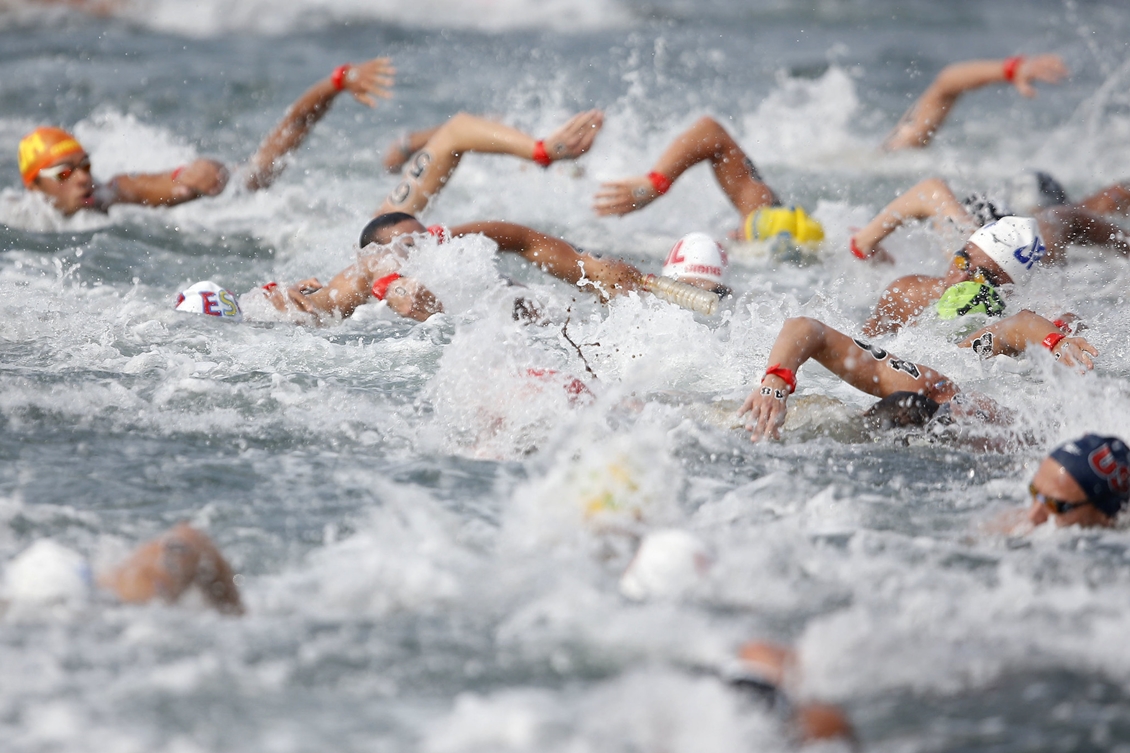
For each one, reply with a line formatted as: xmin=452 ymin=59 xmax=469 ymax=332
xmin=619 ymin=528 xmax=712 ymax=601
xmin=1041 ymin=435 xmax=1130 ymax=522
xmin=662 ymin=232 xmax=728 ymax=292
xmin=742 ymin=206 xmax=825 ymax=246
xmin=935 ymin=281 xmax=1005 ymax=320
xmin=174 ymin=280 xmax=243 ymax=321
xmin=862 ymin=391 xmax=941 ymax=432
xmin=967 ymin=216 xmax=1045 ymax=285
xmin=2 ymin=540 xmax=93 ymax=605
xmin=1007 ymin=170 xmax=1069 ymax=215
xmin=18 ymin=127 xmax=94 ymax=215
xmin=359 ymin=212 xmax=426 ymax=248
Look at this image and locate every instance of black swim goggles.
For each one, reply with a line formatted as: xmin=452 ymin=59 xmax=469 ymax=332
xmin=952 ymin=249 xmax=1007 ymax=287
xmin=1029 ymin=482 xmax=1091 ymax=516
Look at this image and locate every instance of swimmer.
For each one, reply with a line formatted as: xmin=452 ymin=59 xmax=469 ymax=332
xmin=849 ymin=176 xmax=1130 ymax=264
xmin=1002 ymin=434 xmax=1130 ymax=531
xmin=376 ymin=110 xmax=604 ymax=216
xmin=739 ymin=312 xmax=1096 ymax=442
xmin=2 ymin=523 xmax=242 ymax=614
xmin=252 ymin=214 xmax=724 ymax=323
xmin=592 ymin=116 xmax=825 ymax=249
xmin=863 ymin=216 xmax=1053 ymax=336
xmin=883 ymin=54 xmax=1069 ymax=151
xmin=18 ymin=57 xmax=394 ymax=216
xmin=731 ymin=641 xmax=856 ymax=747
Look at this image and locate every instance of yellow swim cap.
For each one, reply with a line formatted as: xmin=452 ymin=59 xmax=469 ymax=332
xmin=742 ymin=206 xmax=825 ymax=245
xmin=18 ymin=127 xmax=85 ymax=187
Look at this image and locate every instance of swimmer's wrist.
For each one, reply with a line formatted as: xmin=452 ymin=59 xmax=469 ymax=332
xmin=1003 ymin=56 xmax=1023 ymax=83
xmin=849 ymin=237 xmax=870 ymax=260
xmin=1042 ymin=332 xmax=1066 ymax=352
xmin=532 ymin=140 xmax=552 ymax=168
xmin=647 ymin=171 xmax=671 ymax=195
xmin=371 ymin=272 xmax=401 ymax=300
xmin=331 ymin=64 xmax=352 ymax=92
xmin=763 ymin=363 xmax=797 ymax=394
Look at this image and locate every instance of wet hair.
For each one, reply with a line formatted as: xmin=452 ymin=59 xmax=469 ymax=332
xmin=862 ymin=391 xmax=941 ymax=431
xmin=358 ymin=212 xmax=419 ymax=248
xmin=961 ymin=193 xmax=1012 ymax=226
xmin=1032 ymin=171 xmax=1069 ymax=206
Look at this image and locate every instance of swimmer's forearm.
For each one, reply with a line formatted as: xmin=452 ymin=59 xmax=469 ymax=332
xmin=245 ymin=77 xmax=340 ymax=191
xmin=961 ymin=310 xmax=1056 ymax=356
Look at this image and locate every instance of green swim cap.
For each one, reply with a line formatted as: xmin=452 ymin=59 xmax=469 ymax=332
xmin=935 ymin=282 xmax=1005 ymax=320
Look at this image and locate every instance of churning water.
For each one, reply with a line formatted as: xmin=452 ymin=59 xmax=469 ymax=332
xmin=3 ymin=0 xmax=1130 ymax=750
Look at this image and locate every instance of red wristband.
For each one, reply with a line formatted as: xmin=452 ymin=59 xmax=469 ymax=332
xmin=532 ymin=140 xmax=552 ymax=168
xmin=647 ymin=171 xmax=672 ymax=195
xmin=427 ymin=225 xmax=448 ymax=244
xmin=262 ymin=281 xmax=278 ymax=292
xmin=1043 ymin=332 xmax=1066 ymax=351
xmin=331 ymin=64 xmax=351 ymax=91
xmin=372 ymin=273 xmax=401 ymax=301
xmin=1053 ymin=318 xmax=1070 ymax=333
xmin=1003 ymin=56 xmax=1023 ymax=83
xmin=171 ymin=166 xmax=184 ymax=181
xmin=763 ymin=363 xmax=797 ymax=394
xmin=850 ymin=237 xmax=869 ymax=260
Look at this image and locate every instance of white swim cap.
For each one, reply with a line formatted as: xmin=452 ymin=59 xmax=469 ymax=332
xmin=174 ymin=280 xmax=243 ymax=321
xmin=661 ymin=232 xmax=727 ymax=285
xmin=968 ymin=216 xmax=1046 ymax=283
xmin=3 ymin=540 xmax=93 ymax=604
xmin=619 ymin=529 xmax=712 ymax=601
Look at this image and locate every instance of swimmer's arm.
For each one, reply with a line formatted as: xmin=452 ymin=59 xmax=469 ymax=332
xmin=288 ymin=258 xmax=441 ymax=322
xmin=378 ymin=110 xmax=603 ymax=216
xmin=109 ymin=159 xmax=229 ymax=206
xmin=851 ymin=177 xmax=976 ymax=259
xmin=959 ymin=310 xmax=1098 ymax=369
xmin=862 ymin=275 xmax=947 ymax=336
xmin=383 ymin=126 xmax=441 ymax=173
xmin=98 ymin=523 xmax=242 ymax=614
xmin=450 ymin=221 xmax=644 ymax=302
xmin=594 ymin=116 xmax=776 ymax=217
xmin=1077 ymin=181 xmax=1130 ymax=216
xmin=740 ymin=317 xmax=955 ymax=440
xmin=245 ymin=57 xmax=395 ymax=191
xmin=883 ymin=55 xmax=1068 ymax=150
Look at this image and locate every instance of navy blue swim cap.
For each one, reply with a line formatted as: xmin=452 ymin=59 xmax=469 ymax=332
xmin=1049 ymin=434 xmax=1130 ymax=519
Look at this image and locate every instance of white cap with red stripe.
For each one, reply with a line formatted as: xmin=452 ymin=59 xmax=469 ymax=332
xmin=661 ymin=232 xmax=727 ymax=284
xmin=174 ymin=281 xmax=243 ymax=321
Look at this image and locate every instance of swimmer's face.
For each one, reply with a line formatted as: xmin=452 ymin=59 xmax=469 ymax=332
xmin=1026 ymin=456 xmax=1112 ymax=528
xmin=945 ymin=242 xmax=1012 ymax=287
xmin=32 ymin=151 xmax=95 ymax=216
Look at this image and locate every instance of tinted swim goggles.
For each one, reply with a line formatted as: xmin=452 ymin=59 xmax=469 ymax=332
xmin=1029 ymin=482 xmax=1091 ymax=516
xmin=952 ymin=248 xmax=1006 ymax=287
xmin=38 ymin=157 xmax=92 ymax=183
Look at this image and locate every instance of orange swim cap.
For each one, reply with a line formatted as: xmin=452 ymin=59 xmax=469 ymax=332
xmin=18 ymin=127 xmax=86 ymax=187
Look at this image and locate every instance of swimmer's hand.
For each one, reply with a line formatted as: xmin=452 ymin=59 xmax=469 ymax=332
xmin=739 ymin=377 xmax=790 ymax=441
xmin=291 ymin=278 xmax=324 ymax=296
xmin=384 ymin=276 xmax=444 ymax=322
xmin=1011 ymin=54 xmax=1068 ymax=98
xmin=1051 ymin=336 xmax=1098 ymax=371
xmin=593 ymin=175 xmax=657 ymax=216
xmin=542 ymin=109 xmax=604 ymax=162
xmin=341 ymin=57 xmax=396 ymax=108
xmin=172 ymin=159 xmax=229 ymax=199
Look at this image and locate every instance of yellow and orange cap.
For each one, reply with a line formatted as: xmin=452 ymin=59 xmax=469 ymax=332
xmin=18 ymin=127 xmax=86 ymax=187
